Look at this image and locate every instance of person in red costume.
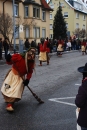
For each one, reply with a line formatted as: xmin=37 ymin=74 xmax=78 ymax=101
xmin=57 ymin=37 xmax=64 ymax=56
xmin=38 ymin=37 xmax=50 ymax=66
xmin=81 ymin=39 xmax=86 ymax=55
xmin=1 ymin=47 xmax=36 ymax=111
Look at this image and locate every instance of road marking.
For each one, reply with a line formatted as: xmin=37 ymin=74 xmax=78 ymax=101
xmin=48 ymin=96 xmax=76 ymax=107
xmin=75 ymin=84 xmax=81 ymax=86
xmin=0 ymin=64 xmax=7 ymax=66
xmin=53 ymin=96 xmax=75 ymax=100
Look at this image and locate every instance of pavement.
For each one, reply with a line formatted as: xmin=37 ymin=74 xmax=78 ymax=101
xmin=0 ymin=50 xmax=79 ymax=65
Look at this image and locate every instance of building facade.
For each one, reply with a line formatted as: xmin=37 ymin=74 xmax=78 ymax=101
xmin=49 ymin=0 xmax=87 ymax=39
xmin=0 ymin=0 xmax=53 ymax=44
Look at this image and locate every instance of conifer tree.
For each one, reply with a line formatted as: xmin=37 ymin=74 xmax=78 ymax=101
xmin=53 ymin=4 xmax=67 ymax=40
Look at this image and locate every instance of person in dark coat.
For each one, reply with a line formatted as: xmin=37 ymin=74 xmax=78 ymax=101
xmin=0 ymin=38 xmax=3 ymax=60
xmin=3 ymin=37 xmax=9 ymax=59
xmin=75 ymin=63 xmax=87 ymax=130
xmin=37 ymin=43 xmax=40 ymax=55
xmin=24 ymin=39 xmax=30 ymax=50
xmin=31 ymin=40 xmax=36 ymax=48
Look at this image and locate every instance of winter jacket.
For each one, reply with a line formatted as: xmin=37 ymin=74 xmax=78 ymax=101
xmin=75 ymin=78 xmax=87 ymax=128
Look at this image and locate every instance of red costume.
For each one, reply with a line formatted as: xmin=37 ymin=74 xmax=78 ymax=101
xmin=39 ymin=40 xmax=50 ymax=66
xmin=1 ymin=48 xmax=35 ymax=111
xmin=7 ymin=54 xmax=34 ymax=79
xmin=39 ymin=40 xmax=50 ymax=53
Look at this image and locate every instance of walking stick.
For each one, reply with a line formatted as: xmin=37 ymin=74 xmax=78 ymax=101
xmin=27 ymin=85 xmax=44 ymax=104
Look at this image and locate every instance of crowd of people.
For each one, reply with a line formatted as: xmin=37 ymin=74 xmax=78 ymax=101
xmin=1 ymin=36 xmax=87 ymax=61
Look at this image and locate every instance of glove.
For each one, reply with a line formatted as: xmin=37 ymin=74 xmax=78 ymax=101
xmin=6 ymin=53 xmax=12 ymax=62
xmin=23 ymin=79 xmax=29 ymax=86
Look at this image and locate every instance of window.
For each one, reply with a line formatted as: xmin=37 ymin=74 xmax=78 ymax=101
xmin=37 ymin=8 xmax=40 ymax=18
xmin=60 ymin=2 xmax=64 ymax=7
xmin=24 ymin=6 xmax=28 ymax=17
xmin=64 ymin=12 xmax=68 ymax=18
xmin=76 ymin=23 xmax=79 ymax=29
xmin=83 ymin=25 xmax=85 ymax=29
xmin=50 ymin=34 xmax=53 ymax=39
xmin=74 ymin=3 xmax=78 ymax=9
xmin=76 ymin=13 xmax=79 ymax=18
xmin=14 ymin=4 xmax=18 ymax=16
xmin=33 ymin=8 xmax=36 ymax=17
xmin=25 ymin=27 xmax=29 ymax=38
xmin=50 ymin=0 xmax=52 ymax=4
xmin=74 ymin=2 xmax=83 ymax=11
xmin=15 ymin=26 xmax=19 ymax=38
xmin=42 ymin=11 xmax=46 ymax=21
xmin=79 ymin=5 xmax=82 ymax=10
xmin=50 ymin=24 xmax=53 ymax=29
xmin=50 ymin=14 xmax=52 ymax=19
xmin=33 ymin=7 xmax=40 ymax=18
xmin=33 ymin=27 xmax=40 ymax=38
xmin=37 ymin=28 xmax=40 ymax=38
xmin=42 ymin=28 xmax=46 ymax=38
xmin=83 ymin=15 xmax=85 ymax=20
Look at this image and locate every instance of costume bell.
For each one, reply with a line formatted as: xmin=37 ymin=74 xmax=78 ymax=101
xmin=1 ymin=47 xmax=36 ymax=111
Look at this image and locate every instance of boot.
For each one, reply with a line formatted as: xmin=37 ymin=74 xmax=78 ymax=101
xmin=6 ymin=103 xmax=14 ymax=111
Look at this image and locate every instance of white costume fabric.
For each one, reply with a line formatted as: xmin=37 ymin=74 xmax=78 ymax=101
xmin=1 ymin=70 xmax=24 ymax=99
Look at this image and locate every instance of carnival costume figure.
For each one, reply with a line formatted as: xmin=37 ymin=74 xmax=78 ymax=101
xmin=81 ymin=39 xmax=86 ymax=55
xmin=57 ymin=37 xmax=64 ymax=56
xmin=39 ymin=38 xmax=50 ymax=66
xmin=1 ymin=47 xmax=36 ymax=111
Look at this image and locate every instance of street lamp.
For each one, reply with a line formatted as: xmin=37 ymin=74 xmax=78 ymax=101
xmin=12 ymin=0 xmax=16 ymax=53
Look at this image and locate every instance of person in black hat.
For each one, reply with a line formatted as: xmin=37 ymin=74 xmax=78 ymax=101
xmin=75 ymin=63 xmax=87 ymax=130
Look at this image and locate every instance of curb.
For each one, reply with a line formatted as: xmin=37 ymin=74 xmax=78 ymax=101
xmin=0 ymin=50 xmax=79 ymax=65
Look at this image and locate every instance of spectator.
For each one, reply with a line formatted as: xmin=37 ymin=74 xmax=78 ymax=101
xmin=3 ymin=37 xmax=9 ymax=59
xmin=66 ymin=40 xmax=71 ymax=51
xmin=24 ymin=39 xmax=30 ymax=50
xmin=31 ymin=40 xmax=36 ymax=48
xmin=37 ymin=43 xmax=40 ymax=55
xmin=75 ymin=63 xmax=87 ymax=130
xmin=71 ymin=38 xmax=76 ymax=50
xmin=0 ymin=38 xmax=3 ymax=60
xmin=48 ymin=39 xmax=53 ymax=53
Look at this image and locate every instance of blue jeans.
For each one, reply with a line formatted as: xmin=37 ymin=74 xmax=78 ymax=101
xmin=81 ymin=127 xmax=87 ymax=130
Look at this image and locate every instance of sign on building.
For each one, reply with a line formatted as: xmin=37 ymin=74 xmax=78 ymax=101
xmin=19 ymin=25 xmax=23 ymax=32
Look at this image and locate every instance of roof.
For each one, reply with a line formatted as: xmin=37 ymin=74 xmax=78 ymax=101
xmin=65 ymin=0 xmax=87 ymax=14
xmin=41 ymin=0 xmax=53 ymax=11
xmin=23 ymin=0 xmax=41 ymax=6
xmin=23 ymin=0 xmax=53 ymax=11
